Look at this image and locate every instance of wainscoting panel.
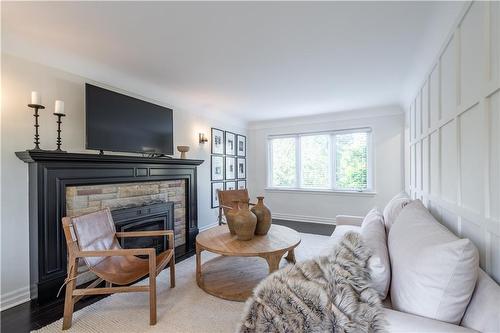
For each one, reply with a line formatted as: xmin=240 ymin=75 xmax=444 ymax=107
xmin=407 ymin=1 xmax=500 ymax=282
xmin=490 ymin=1 xmax=500 ymax=82
xmin=490 ymin=92 xmax=500 ymax=222
xmin=459 ymin=2 xmax=483 ymax=108
xmin=430 ymin=131 xmax=440 ymax=196
xmin=422 ymin=137 xmax=430 ymax=193
xmin=440 ymin=36 xmax=457 ymax=120
xmin=440 ymin=120 xmax=457 ymax=204
xmin=416 ymin=91 xmax=422 ymax=137
xmin=416 ymin=141 xmax=422 ymax=191
xmin=429 ymin=65 xmax=440 ymax=126
xmin=459 ymin=105 xmax=485 ymax=215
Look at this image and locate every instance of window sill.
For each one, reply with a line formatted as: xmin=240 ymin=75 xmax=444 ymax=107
xmin=264 ymin=187 xmax=377 ymax=196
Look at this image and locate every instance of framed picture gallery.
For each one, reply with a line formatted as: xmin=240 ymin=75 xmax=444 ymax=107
xmin=225 ymin=131 xmax=236 ymax=156
xmin=211 ymin=155 xmax=224 ymax=181
xmin=237 ymin=134 xmax=246 ymax=157
xmin=211 ymin=182 xmax=224 ymax=208
xmin=210 ymin=127 xmax=247 ymax=207
xmin=211 ymin=128 xmax=224 ymax=155
xmin=225 ymin=156 xmax=236 ymax=180
xmin=237 ymin=157 xmax=246 ymax=179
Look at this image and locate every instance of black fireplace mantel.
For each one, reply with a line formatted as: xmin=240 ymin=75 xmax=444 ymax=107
xmin=16 ymin=150 xmax=203 ymax=304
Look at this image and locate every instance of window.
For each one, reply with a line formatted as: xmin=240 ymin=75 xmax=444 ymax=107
xmin=268 ymin=129 xmax=372 ymax=192
xmin=270 ymin=137 xmax=296 ymax=187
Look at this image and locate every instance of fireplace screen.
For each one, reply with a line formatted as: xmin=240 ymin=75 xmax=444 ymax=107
xmin=111 ymin=202 xmax=175 ymax=255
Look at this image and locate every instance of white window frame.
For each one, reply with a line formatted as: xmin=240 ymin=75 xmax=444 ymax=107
xmin=266 ymin=128 xmax=374 ymax=194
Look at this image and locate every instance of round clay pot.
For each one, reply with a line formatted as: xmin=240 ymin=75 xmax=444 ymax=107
xmin=251 ymin=196 xmax=272 ymax=235
xmin=225 ymin=200 xmax=239 ymax=235
xmin=233 ymin=200 xmax=257 ymax=241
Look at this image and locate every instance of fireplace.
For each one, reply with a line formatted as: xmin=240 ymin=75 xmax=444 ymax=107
xmin=16 ymin=151 xmax=203 ymax=304
xmin=66 ymin=181 xmax=186 ymax=247
xmin=112 ymin=201 xmax=174 ymax=255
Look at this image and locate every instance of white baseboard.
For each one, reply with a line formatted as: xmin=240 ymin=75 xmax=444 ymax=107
xmin=272 ymin=213 xmax=336 ymax=225
xmin=199 ymin=222 xmax=219 ymax=232
xmin=0 ymin=285 xmax=31 ymax=311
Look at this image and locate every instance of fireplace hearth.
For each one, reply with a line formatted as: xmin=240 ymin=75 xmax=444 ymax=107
xmin=16 ymin=150 xmax=203 ymax=304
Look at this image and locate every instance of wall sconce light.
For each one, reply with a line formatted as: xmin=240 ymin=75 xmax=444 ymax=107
xmin=199 ymin=133 xmax=208 ymax=144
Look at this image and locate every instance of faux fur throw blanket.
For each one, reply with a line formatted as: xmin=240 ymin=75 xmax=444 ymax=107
xmin=238 ymin=232 xmax=386 ymax=333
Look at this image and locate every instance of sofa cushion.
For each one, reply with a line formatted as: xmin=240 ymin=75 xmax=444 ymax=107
xmin=460 ymin=269 xmax=500 ymax=333
xmin=383 ymin=192 xmax=411 ymax=231
xmin=388 ymin=200 xmax=479 ymax=324
xmin=384 ymin=309 xmax=478 ymax=333
xmin=361 ymin=209 xmax=391 ymax=299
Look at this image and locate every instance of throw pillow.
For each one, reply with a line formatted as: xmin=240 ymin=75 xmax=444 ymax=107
xmin=383 ymin=192 xmax=411 ymax=231
xmin=388 ymin=200 xmax=479 ymax=324
xmin=361 ymin=208 xmax=391 ymax=299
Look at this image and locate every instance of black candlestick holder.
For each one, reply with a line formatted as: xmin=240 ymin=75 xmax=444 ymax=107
xmin=53 ymin=112 xmax=66 ymax=152
xmin=27 ymin=103 xmax=45 ymax=151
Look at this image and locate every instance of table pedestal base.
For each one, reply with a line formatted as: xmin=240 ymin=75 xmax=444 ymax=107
xmin=196 ymin=252 xmax=294 ymax=302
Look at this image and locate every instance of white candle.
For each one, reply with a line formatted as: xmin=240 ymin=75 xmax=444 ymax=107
xmin=55 ymin=100 xmax=65 ymax=114
xmin=31 ymin=91 xmax=41 ymax=105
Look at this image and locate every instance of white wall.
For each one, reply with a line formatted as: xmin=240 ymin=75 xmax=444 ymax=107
xmin=0 ymin=54 xmax=246 ymax=310
xmin=406 ymin=1 xmax=500 ymax=282
xmin=247 ymin=106 xmax=404 ymax=224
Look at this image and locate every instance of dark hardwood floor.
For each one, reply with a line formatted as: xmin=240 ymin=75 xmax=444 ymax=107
xmin=273 ymin=219 xmax=335 ymax=236
xmin=1 ymin=220 xmax=333 ymax=332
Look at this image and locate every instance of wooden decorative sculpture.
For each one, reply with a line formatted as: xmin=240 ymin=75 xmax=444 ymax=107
xmin=233 ymin=199 xmax=257 ymax=240
xmin=251 ymin=196 xmax=272 ymax=235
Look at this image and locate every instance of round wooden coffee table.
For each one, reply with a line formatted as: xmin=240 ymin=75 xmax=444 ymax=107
xmin=196 ymin=224 xmax=301 ymax=301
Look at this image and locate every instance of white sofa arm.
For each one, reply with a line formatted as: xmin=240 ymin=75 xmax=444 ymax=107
xmin=335 ymin=215 xmax=364 ymax=226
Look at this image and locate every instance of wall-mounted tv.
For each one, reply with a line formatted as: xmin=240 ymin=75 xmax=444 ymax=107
xmin=85 ymin=83 xmax=173 ymax=155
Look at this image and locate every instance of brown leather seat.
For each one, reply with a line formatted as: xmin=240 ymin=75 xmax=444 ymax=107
xmin=91 ymin=250 xmax=172 ymax=285
xmin=71 ymin=209 xmax=173 ymax=285
xmin=61 ymin=208 xmax=175 ymax=329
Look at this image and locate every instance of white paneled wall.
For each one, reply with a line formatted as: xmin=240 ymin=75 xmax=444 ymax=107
xmin=407 ymin=2 xmax=500 ymax=282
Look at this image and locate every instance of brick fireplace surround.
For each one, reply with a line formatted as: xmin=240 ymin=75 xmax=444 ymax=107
xmin=16 ymin=150 xmax=203 ymax=305
xmin=66 ymin=180 xmax=187 ymax=246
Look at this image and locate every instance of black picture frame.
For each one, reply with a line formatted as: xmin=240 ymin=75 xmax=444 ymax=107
xmin=237 ymin=134 xmax=246 ymax=157
xmin=211 ymin=128 xmax=225 ymax=155
xmin=211 ymin=182 xmax=224 ymax=208
xmin=211 ymin=155 xmax=224 ymax=181
xmin=237 ymin=157 xmax=246 ymax=179
xmin=237 ymin=180 xmax=247 ymax=189
xmin=225 ymin=181 xmax=237 ymax=190
xmin=225 ymin=156 xmax=236 ymax=180
xmin=225 ymin=131 xmax=236 ymax=156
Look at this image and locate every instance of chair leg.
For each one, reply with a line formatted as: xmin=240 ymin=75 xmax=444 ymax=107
xmin=149 ymin=255 xmax=157 ymax=325
xmin=170 ymin=256 xmax=175 ymax=288
xmin=62 ymin=263 xmax=77 ymax=330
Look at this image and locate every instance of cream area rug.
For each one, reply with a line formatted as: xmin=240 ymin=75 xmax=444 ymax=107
xmin=34 ymin=232 xmax=329 ymax=333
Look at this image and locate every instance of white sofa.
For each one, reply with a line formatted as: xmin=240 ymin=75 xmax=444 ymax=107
xmin=325 ymin=197 xmax=500 ymax=333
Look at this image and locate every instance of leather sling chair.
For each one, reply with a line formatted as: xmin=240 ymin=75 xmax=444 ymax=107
xmin=61 ymin=208 xmax=175 ymax=330
xmin=217 ymin=189 xmax=255 ymax=225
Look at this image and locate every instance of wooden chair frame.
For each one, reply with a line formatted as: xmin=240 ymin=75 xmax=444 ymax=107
xmin=62 ymin=218 xmax=175 ymax=330
xmin=217 ymin=189 xmax=255 ymax=225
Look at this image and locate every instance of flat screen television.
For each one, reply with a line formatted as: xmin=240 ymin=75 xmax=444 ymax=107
xmin=85 ymin=83 xmax=173 ymax=155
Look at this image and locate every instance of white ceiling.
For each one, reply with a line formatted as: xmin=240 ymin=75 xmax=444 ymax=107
xmin=2 ymin=1 xmax=464 ymax=121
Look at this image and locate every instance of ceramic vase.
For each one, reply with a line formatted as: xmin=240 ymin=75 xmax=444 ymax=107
xmin=251 ymin=196 xmax=272 ymax=235
xmin=233 ymin=200 xmax=257 ymax=241
xmin=225 ymin=200 xmax=239 ymax=235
